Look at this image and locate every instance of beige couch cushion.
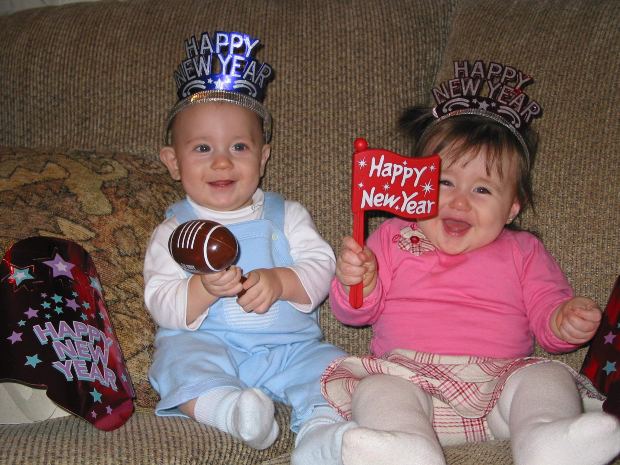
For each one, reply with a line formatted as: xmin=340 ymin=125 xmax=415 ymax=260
xmin=1 ymin=0 xmax=618 ymax=464
xmin=435 ymin=0 xmax=620 ymax=317
xmin=0 ymin=407 xmax=294 ymax=465
xmin=0 ymin=0 xmax=456 ymax=363
xmin=0 ymin=0 xmax=454 ymax=157
xmin=433 ymin=0 xmax=620 ymax=379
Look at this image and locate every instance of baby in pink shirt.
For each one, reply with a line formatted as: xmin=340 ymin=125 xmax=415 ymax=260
xmin=293 ymin=67 xmax=620 ymax=465
xmin=329 ymin=218 xmax=577 ymax=359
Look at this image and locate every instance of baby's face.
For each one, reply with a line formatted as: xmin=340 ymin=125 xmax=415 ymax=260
xmin=161 ymin=102 xmax=270 ymax=211
xmin=416 ymin=146 xmax=521 ymax=255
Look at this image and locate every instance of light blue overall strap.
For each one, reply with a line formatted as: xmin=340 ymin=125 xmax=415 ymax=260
xmin=165 ymin=198 xmax=196 ymax=223
xmin=261 ymin=192 xmax=285 ymax=230
xmin=165 ymin=193 xmax=284 ymax=226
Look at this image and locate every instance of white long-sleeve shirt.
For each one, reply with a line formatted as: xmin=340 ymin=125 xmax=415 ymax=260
xmin=144 ymin=189 xmax=336 ymax=330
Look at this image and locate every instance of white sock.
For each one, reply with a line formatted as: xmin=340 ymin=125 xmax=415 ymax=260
xmin=342 ymin=427 xmax=446 ymax=465
xmin=490 ymin=362 xmax=620 ymax=465
xmin=194 ymin=387 xmax=279 ymax=450
xmin=343 ymin=374 xmax=445 ymax=465
xmin=292 ymin=406 xmax=356 ymax=465
xmin=513 ymin=411 xmax=620 ymax=465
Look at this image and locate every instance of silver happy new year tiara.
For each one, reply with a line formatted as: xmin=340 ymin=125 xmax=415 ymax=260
xmin=429 ymin=60 xmax=543 ymax=159
xmin=165 ymin=31 xmax=274 ymax=145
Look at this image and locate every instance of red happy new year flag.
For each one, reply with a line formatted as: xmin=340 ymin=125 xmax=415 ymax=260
xmin=349 ymin=139 xmax=440 ymax=308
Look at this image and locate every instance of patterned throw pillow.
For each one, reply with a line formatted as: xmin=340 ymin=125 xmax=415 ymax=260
xmin=0 ymin=146 xmax=185 ymax=408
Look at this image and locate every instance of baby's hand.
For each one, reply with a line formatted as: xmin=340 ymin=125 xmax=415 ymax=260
xmin=236 ymin=268 xmax=282 ymax=314
xmin=199 ymin=265 xmax=244 ymax=298
xmin=552 ymin=296 xmax=602 ymax=345
xmin=335 ymin=236 xmax=377 ymax=297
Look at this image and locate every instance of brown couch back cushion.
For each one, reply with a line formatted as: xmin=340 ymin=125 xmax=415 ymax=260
xmin=0 ymin=0 xmax=456 ymax=407
xmin=437 ymin=0 xmax=620 ymax=366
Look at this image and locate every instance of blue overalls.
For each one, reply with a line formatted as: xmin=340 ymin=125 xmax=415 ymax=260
xmin=148 ymin=193 xmax=345 ymax=432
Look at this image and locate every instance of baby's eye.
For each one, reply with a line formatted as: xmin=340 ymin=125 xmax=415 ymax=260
xmin=474 ymin=186 xmax=491 ymax=194
xmin=439 ymin=179 xmax=453 ymax=187
xmin=232 ymin=143 xmax=248 ymax=151
xmin=195 ymin=144 xmax=211 ymax=153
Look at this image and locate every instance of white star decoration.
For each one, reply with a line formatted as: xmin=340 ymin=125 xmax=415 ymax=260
xmin=422 ymin=181 xmax=434 ymax=195
xmin=357 ymin=158 xmax=367 ymax=169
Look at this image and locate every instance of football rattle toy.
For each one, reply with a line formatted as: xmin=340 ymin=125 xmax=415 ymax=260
xmin=168 ymin=220 xmax=239 ymax=274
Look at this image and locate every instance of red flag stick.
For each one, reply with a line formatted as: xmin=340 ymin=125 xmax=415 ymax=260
xmin=348 ymin=138 xmax=440 ymax=309
xmin=350 ymin=138 xmax=369 ymax=308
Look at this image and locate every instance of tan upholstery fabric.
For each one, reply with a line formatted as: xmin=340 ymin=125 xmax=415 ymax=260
xmin=0 ymin=406 xmax=294 ymax=465
xmin=437 ymin=0 xmax=620 ymax=307
xmin=0 ymin=0 xmax=618 ymax=464
xmin=436 ymin=0 xmax=620 ymax=372
xmin=0 ymin=0 xmax=456 ymax=361
xmin=0 ymin=0 xmax=453 ymax=156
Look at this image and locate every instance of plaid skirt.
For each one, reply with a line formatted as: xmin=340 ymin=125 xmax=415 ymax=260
xmin=320 ymin=349 xmax=602 ymax=445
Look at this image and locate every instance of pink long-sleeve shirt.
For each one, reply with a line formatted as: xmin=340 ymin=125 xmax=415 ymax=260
xmin=330 ymin=218 xmax=579 ymax=359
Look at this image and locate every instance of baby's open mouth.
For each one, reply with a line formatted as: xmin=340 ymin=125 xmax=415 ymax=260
xmin=443 ymin=218 xmax=471 ymax=235
xmin=209 ymin=180 xmax=234 ymax=187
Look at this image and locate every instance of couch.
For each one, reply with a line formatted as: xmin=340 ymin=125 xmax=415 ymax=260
xmin=1 ymin=0 xmax=618 ymax=463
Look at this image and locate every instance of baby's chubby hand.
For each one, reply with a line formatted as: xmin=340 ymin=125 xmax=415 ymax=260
xmin=335 ymin=236 xmax=377 ymax=298
xmin=199 ymin=265 xmax=245 ymax=298
xmin=551 ymin=296 xmax=602 ymax=345
xmin=236 ymin=268 xmax=282 ymax=314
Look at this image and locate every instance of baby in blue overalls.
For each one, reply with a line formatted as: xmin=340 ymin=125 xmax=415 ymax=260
xmin=144 ymin=31 xmax=345 ymax=450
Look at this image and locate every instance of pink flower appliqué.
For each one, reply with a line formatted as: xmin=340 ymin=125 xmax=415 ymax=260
xmin=392 ymin=225 xmax=435 ymax=256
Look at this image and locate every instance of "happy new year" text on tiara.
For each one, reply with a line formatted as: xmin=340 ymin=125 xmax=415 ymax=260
xmin=430 ymin=60 xmax=543 ymax=158
xmin=165 ymin=31 xmax=274 ymax=144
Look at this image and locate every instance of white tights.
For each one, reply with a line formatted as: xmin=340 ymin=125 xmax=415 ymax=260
xmin=487 ymin=362 xmax=620 ymax=465
xmin=344 ymin=374 xmax=445 ymax=465
xmin=294 ymin=365 xmax=620 ymax=465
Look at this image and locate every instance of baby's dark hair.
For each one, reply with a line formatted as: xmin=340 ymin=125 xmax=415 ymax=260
xmin=399 ymin=106 xmax=539 ymax=224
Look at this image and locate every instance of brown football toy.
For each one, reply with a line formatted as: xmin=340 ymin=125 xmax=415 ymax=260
xmin=168 ymin=220 xmax=239 ymax=274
